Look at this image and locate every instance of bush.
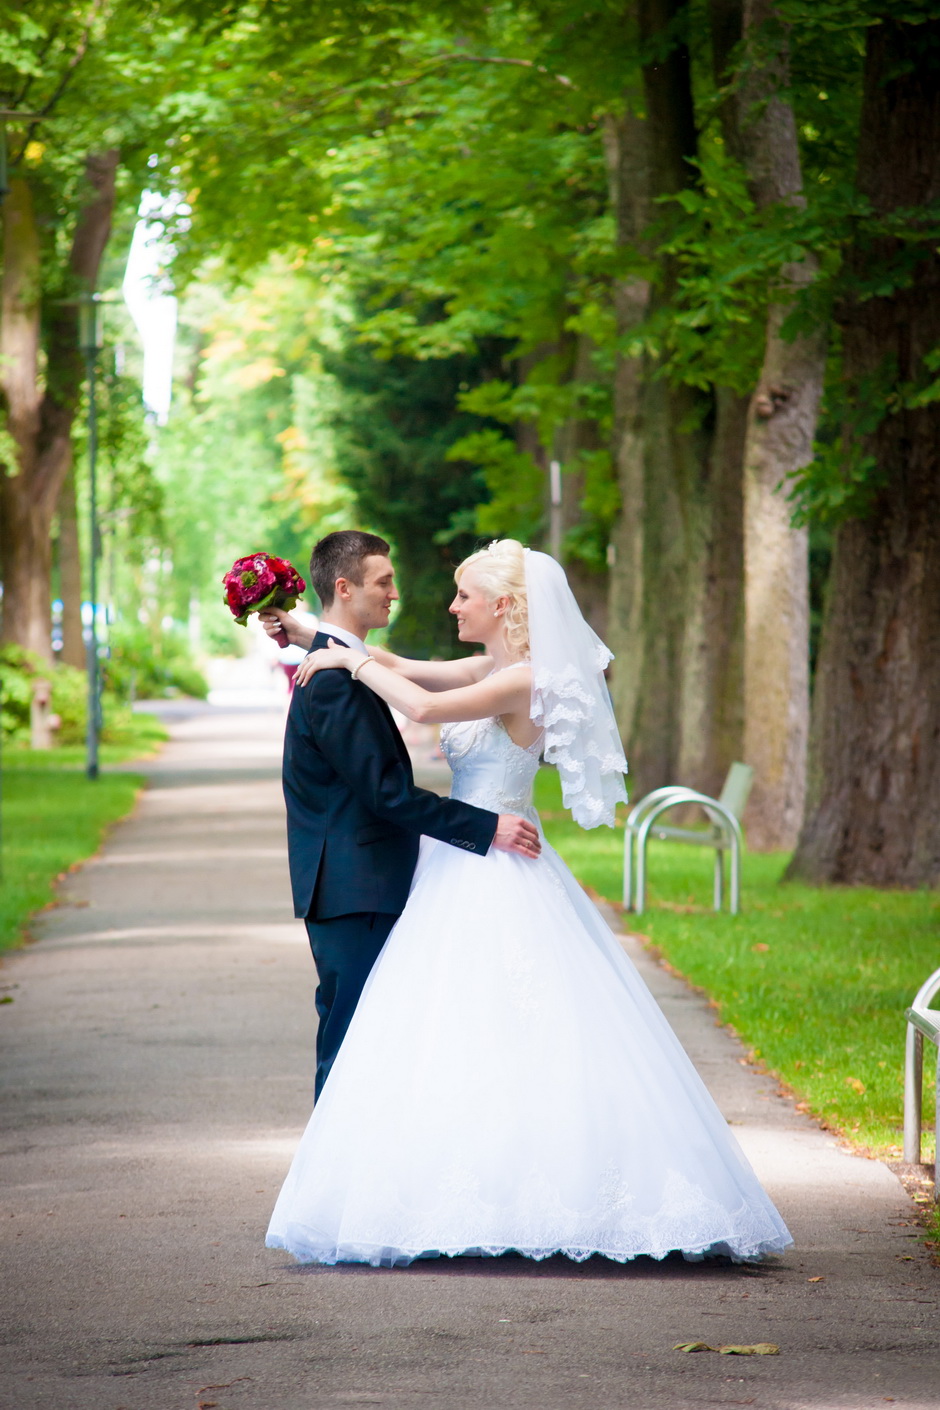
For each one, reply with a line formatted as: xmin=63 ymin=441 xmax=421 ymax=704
xmin=48 ymin=661 xmax=89 ymax=744
xmin=0 ymin=645 xmax=138 ymax=747
xmin=0 ymin=644 xmax=40 ymax=741
xmin=104 ymin=622 xmax=209 ymax=701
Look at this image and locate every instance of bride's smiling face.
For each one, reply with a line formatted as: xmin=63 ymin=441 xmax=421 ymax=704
xmin=449 ymin=567 xmax=503 ymax=645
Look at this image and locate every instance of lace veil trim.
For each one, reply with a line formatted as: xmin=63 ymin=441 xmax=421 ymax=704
xmin=524 ymin=549 xmax=628 ymax=828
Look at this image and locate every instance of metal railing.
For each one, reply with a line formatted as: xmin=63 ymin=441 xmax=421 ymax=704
xmin=623 ymin=786 xmax=745 ymax=916
xmin=903 ymin=965 xmax=940 ymax=1195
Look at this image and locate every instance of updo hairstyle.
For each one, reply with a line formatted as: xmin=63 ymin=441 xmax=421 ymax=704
xmin=454 ymin=539 xmax=529 ymax=659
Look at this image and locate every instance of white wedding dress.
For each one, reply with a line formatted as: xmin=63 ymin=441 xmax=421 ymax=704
xmin=266 ymin=713 xmax=792 ymax=1267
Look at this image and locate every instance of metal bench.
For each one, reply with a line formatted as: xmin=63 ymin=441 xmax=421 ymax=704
xmin=623 ymin=762 xmax=754 ymax=916
xmin=903 ymin=966 xmax=940 ymax=1196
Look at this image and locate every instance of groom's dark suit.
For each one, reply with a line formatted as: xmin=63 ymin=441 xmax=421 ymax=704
xmin=283 ymin=631 xmax=498 ymax=1097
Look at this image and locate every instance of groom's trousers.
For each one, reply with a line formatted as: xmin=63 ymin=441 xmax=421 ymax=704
xmin=304 ymin=911 xmax=398 ymax=1100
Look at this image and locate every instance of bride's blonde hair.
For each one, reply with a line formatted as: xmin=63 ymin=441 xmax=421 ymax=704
xmin=454 ymin=539 xmax=529 ymax=658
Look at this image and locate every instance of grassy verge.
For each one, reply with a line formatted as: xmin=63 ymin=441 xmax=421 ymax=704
xmin=534 ymin=768 xmax=938 ymax=1162
xmin=0 ymin=712 xmax=168 ymax=954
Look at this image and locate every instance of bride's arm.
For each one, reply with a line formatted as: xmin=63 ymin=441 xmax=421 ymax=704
xmin=339 ymin=644 xmax=491 ymax=691
xmin=295 ymin=642 xmax=491 ymax=691
xmin=301 ymin=642 xmax=530 ymax=724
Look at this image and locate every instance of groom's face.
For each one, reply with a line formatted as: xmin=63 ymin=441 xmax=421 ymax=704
xmin=345 ymin=554 xmax=399 ymax=631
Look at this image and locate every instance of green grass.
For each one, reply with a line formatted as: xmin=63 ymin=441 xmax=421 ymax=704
xmin=534 ymin=768 xmax=939 ymax=1161
xmin=0 ymin=713 xmax=168 ymax=955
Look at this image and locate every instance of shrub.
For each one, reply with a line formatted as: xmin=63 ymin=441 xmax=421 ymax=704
xmin=47 ymin=663 xmax=85 ymax=743
xmin=0 ymin=645 xmax=42 ymax=742
xmin=0 ymin=646 xmax=137 ymax=747
xmin=104 ymin=622 xmax=209 ymax=701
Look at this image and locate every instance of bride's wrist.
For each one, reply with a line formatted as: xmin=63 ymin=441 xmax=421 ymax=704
xmin=350 ymin=655 xmax=377 ymax=682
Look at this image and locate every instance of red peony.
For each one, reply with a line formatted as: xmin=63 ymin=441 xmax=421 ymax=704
xmin=222 ymin=553 xmax=306 ymax=630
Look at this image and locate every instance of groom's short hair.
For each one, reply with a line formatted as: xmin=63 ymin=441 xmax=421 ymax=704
xmin=310 ymin=530 xmax=391 ymax=609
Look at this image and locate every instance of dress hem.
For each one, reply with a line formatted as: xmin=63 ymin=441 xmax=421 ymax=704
xmin=265 ymin=1233 xmax=792 ymax=1269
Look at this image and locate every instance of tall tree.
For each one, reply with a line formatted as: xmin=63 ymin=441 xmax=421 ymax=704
xmin=788 ymin=12 xmax=940 ymax=886
xmin=712 ymin=0 xmax=826 ymax=849
xmin=0 ymin=3 xmax=180 ymax=660
xmin=1 ymin=150 xmax=118 ymax=660
xmin=604 ymin=0 xmax=749 ymax=800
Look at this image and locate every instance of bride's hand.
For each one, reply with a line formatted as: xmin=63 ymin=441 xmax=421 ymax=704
xmin=296 ymin=639 xmax=359 ymax=687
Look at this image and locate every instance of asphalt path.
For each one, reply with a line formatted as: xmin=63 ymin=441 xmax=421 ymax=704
xmin=1 ymin=703 xmax=937 ymax=1410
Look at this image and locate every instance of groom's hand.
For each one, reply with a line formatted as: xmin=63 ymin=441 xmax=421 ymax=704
xmin=259 ymin=608 xmax=316 ymax=650
xmin=493 ymin=815 xmax=541 ymax=858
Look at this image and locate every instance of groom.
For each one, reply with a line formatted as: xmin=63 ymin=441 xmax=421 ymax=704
xmin=269 ymin=530 xmax=540 ymax=1098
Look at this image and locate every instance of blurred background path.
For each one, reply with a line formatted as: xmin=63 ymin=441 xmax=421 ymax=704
xmin=0 ymin=699 xmax=936 ymax=1410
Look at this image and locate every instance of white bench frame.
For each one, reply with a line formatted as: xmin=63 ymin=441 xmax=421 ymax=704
xmin=903 ymin=965 xmax=940 ymax=1197
xmin=623 ymin=763 xmax=753 ymax=917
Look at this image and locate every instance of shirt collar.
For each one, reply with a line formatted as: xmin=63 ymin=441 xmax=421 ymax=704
xmin=317 ymin=621 xmax=369 ymax=655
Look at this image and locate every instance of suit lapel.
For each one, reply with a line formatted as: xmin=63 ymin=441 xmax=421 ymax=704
xmin=311 ymin=633 xmax=412 ymax=775
xmin=376 ymin=695 xmax=412 ymax=770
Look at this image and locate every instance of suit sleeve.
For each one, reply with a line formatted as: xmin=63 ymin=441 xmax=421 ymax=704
xmin=305 ymin=670 xmax=498 ymax=855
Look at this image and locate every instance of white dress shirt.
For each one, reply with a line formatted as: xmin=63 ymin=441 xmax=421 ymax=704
xmin=317 ymin=621 xmax=369 ymax=656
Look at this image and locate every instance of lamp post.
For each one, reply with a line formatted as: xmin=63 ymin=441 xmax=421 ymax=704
xmin=79 ymin=294 xmax=104 ymax=780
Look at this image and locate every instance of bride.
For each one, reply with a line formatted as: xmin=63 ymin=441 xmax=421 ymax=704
xmin=265 ymin=540 xmax=792 ymax=1267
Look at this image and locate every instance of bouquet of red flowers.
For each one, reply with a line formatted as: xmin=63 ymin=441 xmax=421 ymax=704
xmin=223 ymin=553 xmax=306 ymax=647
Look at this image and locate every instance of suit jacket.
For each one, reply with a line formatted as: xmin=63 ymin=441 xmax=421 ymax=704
xmin=283 ymin=632 xmax=498 ymax=920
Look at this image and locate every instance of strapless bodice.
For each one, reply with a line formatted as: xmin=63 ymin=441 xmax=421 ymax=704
xmin=440 ymin=717 xmax=542 ymax=823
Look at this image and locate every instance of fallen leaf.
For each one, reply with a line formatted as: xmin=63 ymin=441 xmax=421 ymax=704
xmin=673 ymin=1341 xmax=716 ymax=1353
xmin=751 ymin=943 xmax=770 ymax=953
xmin=718 ymin=1343 xmax=780 ymax=1356
xmin=807 ymin=1276 xmax=824 ymax=1283
xmin=845 ymin=1077 xmax=866 ymax=1094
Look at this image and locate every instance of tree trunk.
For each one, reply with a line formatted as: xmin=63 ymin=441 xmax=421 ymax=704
xmin=628 ymin=0 xmax=741 ymax=799
xmin=56 ymin=463 xmax=85 ymax=668
xmin=0 ymin=176 xmax=50 ymax=661
xmin=605 ymin=10 xmax=747 ymax=802
xmin=603 ymin=110 xmax=651 ymax=773
xmin=0 ymin=150 xmax=119 ymax=662
xmin=712 ymin=0 xmax=825 ymax=849
xmin=554 ymin=331 xmax=609 ymax=637
xmin=741 ymin=296 xmax=820 ymax=850
xmin=788 ymin=17 xmax=940 ymax=886
xmin=677 ymin=388 xmax=747 ymax=798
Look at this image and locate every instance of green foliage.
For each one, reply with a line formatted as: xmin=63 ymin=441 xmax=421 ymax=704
xmin=447 ymin=430 xmax=544 ymax=546
xmin=534 ymin=767 xmax=938 ymax=1159
xmin=0 ymin=644 xmax=157 ymax=747
xmin=48 ymin=662 xmax=93 ymax=745
xmin=322 ymin=314 xmax=499 ymax=656
xmin=150 ymin=260 xmax=352 ymax=643
xmin=148 ymin=6 xmax=616 ymax=562
xmin=11 ymin=0 xmax=931 ymax=678
xmin=104 ymin=622 xmax=209 ymax=701
xmin=0 ymin=645 xmax=43 ymax=741
xmin=94 ymin=365 xmax=165 ymax=551
xmin=0 ymin=647 xmax=91 ymax=747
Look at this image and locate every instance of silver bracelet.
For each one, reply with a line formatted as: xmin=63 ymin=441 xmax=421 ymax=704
xmin=350 ymin=655 xmax=376 ymax=682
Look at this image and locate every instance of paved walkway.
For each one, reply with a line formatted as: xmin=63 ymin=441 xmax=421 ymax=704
xmin=1 ymin=705 xmax=937 ymax=1410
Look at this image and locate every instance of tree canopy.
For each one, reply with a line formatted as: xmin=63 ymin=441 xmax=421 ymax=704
xmin=2 ymin=0 xmax=939 ymax=884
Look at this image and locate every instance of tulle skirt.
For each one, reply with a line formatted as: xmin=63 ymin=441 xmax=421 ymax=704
xmin=266 ymin=837 xmax=792 ymax=1267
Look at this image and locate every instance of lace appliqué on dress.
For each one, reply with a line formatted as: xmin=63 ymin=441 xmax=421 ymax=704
xmin=440 ymin=716 xmax=541 ymax=824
